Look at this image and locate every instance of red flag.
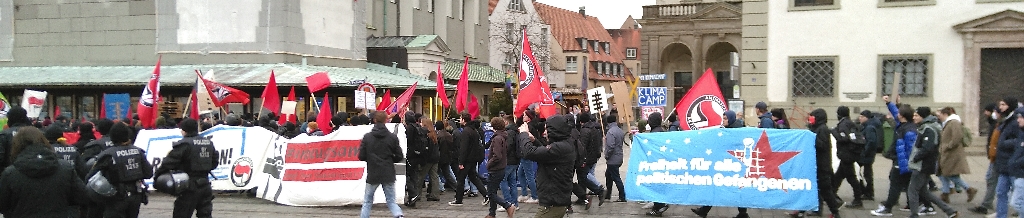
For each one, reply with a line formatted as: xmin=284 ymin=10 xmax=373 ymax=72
xmin=513 ymin=29 xmax=556 ymax=118
xmin=98 ymin=94 xmax=106 ymax=119
xmin=262 ymin=71 xmax=281 ymax=114
xmin=279 ymin=86 xmax=297 ymax=125
xmin=316 ymin=92 xmax=332 ymax=135
xmin=199 ymin=73 xmax=251 ymax=107
xmin=435 ymin=63 xmax=450 ymax=109
xmin=376 ymin=89 xmax=392 ymax=111
xmin=306 ymin=72 xmax=331 ymax=93
xmin=455 ymin=56 xmax=470 ymax=113
xmin=189 ymin=86 xmax=200 ymax=120
xmin=385 ymin=82 xmax=418 ymax=115
xmin=137 ymin=57 xmax=161 ymax=129
xmin=674 ymin=68 xmax=727 ymax=130
xmin=55 ymin=106 xmax=61 ymax=118
xmin=468 ymin=94 xmax=480 ymax=119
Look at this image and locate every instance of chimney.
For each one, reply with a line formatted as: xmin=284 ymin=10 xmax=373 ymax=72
xmin=579 ymin=6 xmax=586 ymax=16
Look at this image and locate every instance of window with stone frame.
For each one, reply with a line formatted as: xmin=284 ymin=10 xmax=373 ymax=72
xmin=508 ymin=0 xmax=525 ymax=12
xmin=505 ymin=23 xmax=515 ymax=41
xmin=794 ymin=0 xmax=836 ymax=6
xmin=566 ymin=56 xmax=578 ymax=72
xmin=791 ymin=57 xmax=836 ymax=97
xmin=881 ymin=55 xmax=930 ymax=97
xmin=790 ymin=0 xmax=840 ymax=10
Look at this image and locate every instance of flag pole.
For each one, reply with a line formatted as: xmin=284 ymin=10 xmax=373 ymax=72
xmin=181 ymin=92 xmax=194 ymax=119
xmin=311 ymin=93 xmax=321 ymax=111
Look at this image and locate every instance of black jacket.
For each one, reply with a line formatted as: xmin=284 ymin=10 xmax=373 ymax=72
xmin=520 ymin=115 xmax=576 ymax=207
xmin=995 ymin=113 xmax=1022 ymax=176
xmin=809 ymin=109 xmax=833 ymax=175
xmin=580 ymin=121 xmax=603 ymax=165
xmin=155 ymin=135 xmax=221 ymax=178
xmin=437 ymin=130 xmax=455 ymax=164
xmin=358 ymin=123 xmax=404 ymax=184
xmin=0 ymin=144 xmax=87 ymax=218
xmin=912 ymin=116 xmax=941 ymax=175
xmin=0 ymin=124 xmax=30 ymax=170
xmin=77 ymin=136 xmax=112 ymax=180
xmin=833 ymin=117 xmax=864 ymax=161
xmin=504 ymin=123 xmax=521 ymax=166
xmin=405 ymin=122 xmax=427 ymax=165
xmin=457 ymin=126 xmax=484 ymax=165
xmin=860 ymin=117 xmax=882 ymax=164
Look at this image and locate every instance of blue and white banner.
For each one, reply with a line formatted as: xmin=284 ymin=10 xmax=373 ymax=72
xmin=637 ymin=87 xmax=667 ymax=107
xmin=103 ymin=93 xmax=131 ymax=120
xmin=626 ymin=128 xmax=820 ymax=211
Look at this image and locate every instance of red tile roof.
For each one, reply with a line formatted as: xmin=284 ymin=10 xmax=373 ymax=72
xmin=488 ymin=0 xmax=500 ymax=15
xmin=534 ymin=2 xmax=618 ymax=62
xmin=608 ymin=28 xmax=641 ymax=60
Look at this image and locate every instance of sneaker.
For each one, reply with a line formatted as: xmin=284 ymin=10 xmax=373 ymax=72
xmin=518 ymin=196 xmax=527 ymax=203
xmin=734 ymin=213 xmax=750 ymax=218
xmin=900 ymin=205 xmax=911 ymax=212
xmin=969 ymin=206 xmax=989 ymax=214
xmin=918 ymin=206 xmax=937 ymax=215
xmin=871 ymin=204 xmax=894 ymax=216
xmin=947 ymin=211 xmax=959 ymax=218
xmin=482 ymin=197 xmax=489 ymax=206
xmin=967 ymin=188 xmax=978 ymax=202
xmin=692 ymin=208 xmax=709 ymax=218
xmin=448 ymin=201 xmax=463 ymax=206
xmin=498 ymin=206 xmax=506 ymax=212
xmin=524 ymin=198 xmax=538 ymax=204
xmin=645 ymin=210 xmax=664 ymax=217
xmin=787 ymin=211 xmax=804 ymax=218
xmin=845 ymin=200 xmax=863 ymax=209
xmin=985 ymin=213 xmax=996 ymax=218
xmin=806 ymin=211 xmax=822 ymax=217
xmin=642 ymin=202 xmax=655 ymax=209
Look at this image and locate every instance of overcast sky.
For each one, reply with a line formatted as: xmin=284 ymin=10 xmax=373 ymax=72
xmin=535 ymin=0 xmax=656 ymax=29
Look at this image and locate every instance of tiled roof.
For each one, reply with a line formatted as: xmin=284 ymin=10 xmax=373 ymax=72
xmin=441 ymin=60 xmax=505 ymax=84
xmin=0 ymin=64 xmax=440 ymax=90
xmin=488 ymin=0 xmax=500 ymax=15
xmin=609 ymin=29 xmax=641 ymax=60
xmin=534 ymin=2 xmax=621 ymax=64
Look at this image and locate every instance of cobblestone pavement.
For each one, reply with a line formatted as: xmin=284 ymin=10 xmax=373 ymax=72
xmin=140 ymin=146 xmax=994 ymax=217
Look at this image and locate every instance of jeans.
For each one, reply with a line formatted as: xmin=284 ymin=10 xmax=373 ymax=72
xmin=420 ymin=163 xmax=440 ymax=198
xmin=984 ymin=163 xmax=999 ymax=209
xmin=487 ymin=170 xmax=512 ymax=216
xmin=577 ymin=166 xmax=601 ymax=193
xmin=908 ymin=171 xmax=956 ymax=218
xmin=360 ymin=183 xmax=403 ymax=218
xmin=997 ymin=174 xmax=1014 ymax=218
xmin=502 ymin=166 xmax=519 ymax=206
xmin=586 ymin=164 xmax=601 ymax=189
xmin=939 ymin=175 xmax=972 ymax=194
xmin=1013 ymin=178 xmax=1024 ymax=215
xmin=518 ymin=159 xmax=538 ymax=198
xmin=833 ymin=160 xmax=864 ymax=201
xmin=439 ymin=163 xmax=457 ymax=192
xmin=605 ymin=164 xmax=625 ymax=200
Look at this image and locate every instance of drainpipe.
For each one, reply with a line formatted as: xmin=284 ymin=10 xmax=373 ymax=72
xmin=383 ymin=0 xmax=388 ymax=36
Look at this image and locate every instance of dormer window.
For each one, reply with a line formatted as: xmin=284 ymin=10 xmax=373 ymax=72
xmin=603 ymin=43 xmax=610 ymax=55
xmin=508 ymin=0 xmax=525 ymax=12
xmin=592 ymin=41 xmax=599 ymax=53
xmin=578 ymin=38 xmax=587 ymax=51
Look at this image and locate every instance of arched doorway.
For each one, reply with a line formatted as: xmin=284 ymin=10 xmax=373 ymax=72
xmin=662 ymin=43 xmax=694 ymax=109
xmin=705 ymin=42 xmax=739 ymax=99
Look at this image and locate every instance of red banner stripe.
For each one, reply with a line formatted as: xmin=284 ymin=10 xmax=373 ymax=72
xmin=284 ymin=140 xmax=362 ymax=164
xmin=282 ymin=168 xmax=365 ymax=182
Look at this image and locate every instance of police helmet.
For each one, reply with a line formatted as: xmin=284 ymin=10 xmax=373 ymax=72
xmin=87 ymin=172 xmax=116 ymax=197
xmin=154 ymin=171 xmax=191 ymax=195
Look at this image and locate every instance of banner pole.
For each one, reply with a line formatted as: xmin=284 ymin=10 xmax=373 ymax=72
xmin=311 ymin=93 xmax=321 ymax=111
xmin=181 ymin=92 xmax=194 ymax=119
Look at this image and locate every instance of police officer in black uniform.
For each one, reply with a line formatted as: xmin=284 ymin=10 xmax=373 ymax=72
xmin=156 ymin=118 xmax=219 ymax=218
xmin=0 ymin=107 xmax=33 ymax=170
xmin=88 ymin=122 xmax=153 ymax=218
xmin=79 ymin=118 xmax=115 ymax=218
xmin=46 ymin=126 xmax=80 ymax=171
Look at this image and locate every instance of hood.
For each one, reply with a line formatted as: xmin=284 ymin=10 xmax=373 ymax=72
xmin=404 ymin=111 xmax=417 ymax=124
xmin=921 ymin=115 xmax=939 ymax=125
xmin=942 ymin=114 xmax=961 ymax=127
xmin=370 ymin=123 xmax=391 ymax=138
xmin=809 ymin=109 xmax=828 ymax=127
xmin=333 ymin=112 xmax=349 ymax=126
xmin=647 ymin=112 xmax=663 ymax=127
xmin=1003 ymin=97 xmax=1020 ymax=117
xmin=13 ymin=144 xmax=60 ymax=178
xmin=545 ymin=115 xmax=572 ymax=142
xmin=725 ymin=111 xmax=737 ymax=126
xmin=582 ymin=120 xmax=601 ymax=129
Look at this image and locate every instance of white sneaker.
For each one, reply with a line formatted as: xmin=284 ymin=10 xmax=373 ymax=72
xmin=870 ymin=204 xmax=893 ymax=217
xmin=642 ymin=202 xmax=655 ymax=209
xmin=518 ymin=196 xmax=528 ymax=203
xmin=524 ymin=198 xmax=539 ymax=203
xmin=985 ymin=213 xmax=996 ymax=218
xmin=498 ymin=207 xmax=506 ymax=212
xmin=918 ymin=206 xmax=937 ymax=215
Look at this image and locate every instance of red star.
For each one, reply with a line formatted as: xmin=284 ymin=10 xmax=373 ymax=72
xmin=749 ymin=131 xmax=800 ymax=179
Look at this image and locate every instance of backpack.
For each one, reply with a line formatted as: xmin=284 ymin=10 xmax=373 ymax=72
xmin=961 ymin=125 xmax=973 ymax=147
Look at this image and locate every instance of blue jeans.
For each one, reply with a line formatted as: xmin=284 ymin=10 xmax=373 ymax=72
xmin=502 ymin=165 xmax=519 ymax=206
xmin=1014 ymin=178 xmax=1024 ymax=215
xmin=997 ymin=174 xmax=1013 ymax=218
xmin=586 ymin=164 xmax=602 ymax=189
xmin=939 ymin=175 xmax=971 ymax=194
xmin=519 ymin=159 xmax=538 ymax=198
xmin=360 ymin=183 xmax=403 ymax=218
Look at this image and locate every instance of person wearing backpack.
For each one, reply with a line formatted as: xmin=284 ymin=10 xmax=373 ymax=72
xmin=403 ymin=111 xmax=427 ymax=207
xmin=904 ymin=107 xmax=959 ymax=218
xmin=858 ymin=110 xmax=883 ymax=201
xmin=935 ymin=107 xmax=976 ymax=204
xmin=832 ymin=106 xmax=866 ymax=208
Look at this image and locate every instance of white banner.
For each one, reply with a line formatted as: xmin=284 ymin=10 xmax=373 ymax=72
xmin=136 ymin=125 xmax=278 ymax=190
xmin=135 ymin=124 xmax=408 ymax=206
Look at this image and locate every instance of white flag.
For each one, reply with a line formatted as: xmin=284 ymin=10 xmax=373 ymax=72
xmin=21 ymin=89 xmax=47 ymax=118
xmin=195 ymin=76 xmax=218 ymax=115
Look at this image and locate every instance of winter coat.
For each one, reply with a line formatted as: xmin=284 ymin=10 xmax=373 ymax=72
xmin=520 ymin=115 xmax=575 ymax=207
xmin=809 ymin=109 xmax=833 ymax=174
xmin=885 ymin=102 xmax=917 ymax=175
xmin=910 ymin=116 xmax=941 ymax=175
xmin=605 ymin=122 xmax=626 ymax=165
xmin=580 ymin=121 xmax=603 ymax=165
xmin=860 ymin=117 xmax=882 ymax=165
xmin=0 ymin=144 xmax=87 ymax=217
xmin=995 ymin=111 xmax=1022 ymax=176
xmin=405 ymin=122 xmax=427 ymax=165
xmin=437 ymin=130 xmax=455 ymax=165
xmin=504 ymin=123 xmax=521 ymax=166
xmin=833 ymin=117 xmax=864 ymax=162
xmin=648 ymin=112 xmax=664 ymax=133
xmin=759 ymin=112 xmax=775 ymax=128
xmin=457 ymin=126 xmax=484 ymax=165
xmin=938 ymin=115 xmax=970 ymax=176
xmin=668 ymin=121 xmax=681 ymax=131
xmin=358 ymin=123 xmax=404 ymax=184
xmin=486 ymin=131 xmax=509 ymax=172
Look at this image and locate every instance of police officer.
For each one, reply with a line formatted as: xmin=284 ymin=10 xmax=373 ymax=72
xmin=88 ymin=122 xmax=153 ymax=218
xmin=155 ymin=118 xmax=219 ymax=218
xmin=79 ymin=119 xmax=115 ymax=218
xmin=0 ymin=107 xmax=33 ymax=170
xmin=46 ymin=126 xmax=80 ymax=171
